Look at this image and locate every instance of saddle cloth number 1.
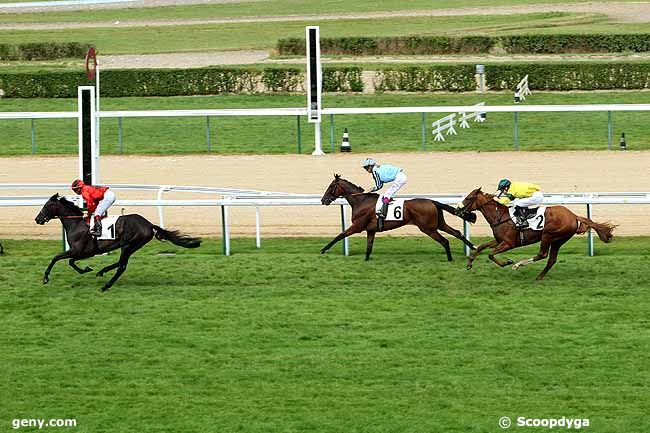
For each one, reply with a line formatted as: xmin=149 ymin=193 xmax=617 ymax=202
xmin=93 ymin=215 xmax=120 ymax=240
xmin=384 ymin=198 xmax=406 ymax=221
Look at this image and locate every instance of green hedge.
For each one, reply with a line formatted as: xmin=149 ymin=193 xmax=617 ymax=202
xmin=375 ymin=65 xmax=476 ymax=92
xmin=279 ymin=36 xmax=494 ymax=56
xmin=278 ymin=34 xmax=650 ymax=56
xmin=501 ymin=34 xmax=650 ymax=54
xmin=3 ymin=63 xmax=650 ymax=97
xmin=0 ymin=42 xmax=92 ymax=61
xmin=0 ymin=67 xmax=363 ymax=98
xmin=486 ymin=62 xmax=650 ymax=90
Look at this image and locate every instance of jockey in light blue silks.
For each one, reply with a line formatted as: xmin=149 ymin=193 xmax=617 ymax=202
xmin=362 ymin=158 xmax=408 ymax=227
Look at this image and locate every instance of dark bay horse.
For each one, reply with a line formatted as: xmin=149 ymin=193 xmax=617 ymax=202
xmin=320 ymin=175 xmax=477 ymax=261
xmin=35 ymin=194 xmax=201 ymax=291
xmin=457 ymin=188 xmax=615 ymax=280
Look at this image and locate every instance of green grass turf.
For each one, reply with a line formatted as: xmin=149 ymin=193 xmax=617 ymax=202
xmin=0 ymin=235 xmax=649 ymax=432
xmin=1 ymin=91 xmax=649 ymax=155
xmin=0 ymin=0 xmax=631 ymax=23
xmin=0 ymin=13 xmax=609 ymax=55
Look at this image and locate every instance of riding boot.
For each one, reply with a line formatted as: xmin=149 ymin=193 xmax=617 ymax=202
xmin=377 ymin=201 xmax=389 ymax=231
xmin=91 ymin=216 xmax=102 ymax=237
xmin=515 ymin=207 xmax=529 ymax=229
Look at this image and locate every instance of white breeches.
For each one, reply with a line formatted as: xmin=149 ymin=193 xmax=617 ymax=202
xmin=512 ymin=191 xmax=544 ymax=208
xmin=94 ymin=190 xmax=116 ymax=217
xmin=376 ymin=172 xmax=407 ymax=212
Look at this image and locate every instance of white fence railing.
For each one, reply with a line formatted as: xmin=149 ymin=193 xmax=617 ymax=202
xmin=2 ymin=184 xmax=649 ymax=257
xmin=3 ymin=102 xmax=650 ymax=153
xmin=432 ymin=102 xmax=486 ymax=141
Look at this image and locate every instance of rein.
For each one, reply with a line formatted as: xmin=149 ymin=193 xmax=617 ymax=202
xmin=485 ymin=202 xmax=511 ymax=229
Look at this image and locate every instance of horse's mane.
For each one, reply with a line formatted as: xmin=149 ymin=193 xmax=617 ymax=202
xmin=335 ymin=174 xmax=365 ymax=193
xmin=58 ymin=196 xmax=84 ymax=215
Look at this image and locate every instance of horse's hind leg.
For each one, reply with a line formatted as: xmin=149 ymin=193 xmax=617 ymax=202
xmin=536 ymin=237 xmax=570 ymax=280
xmin=419 ymin=228 xmax=452 ymax=261
xmin=96 ymin=261 xmax=120 ymax=277
xmin=100 ymin=240 xmax=147 ymax=292
xmin=439 ymin=221 xmax=475 ymax=250
xmin=69 ymin=259 xmax=93 ymax=274
xmin=365 ymin=231 xmax=376 ymax=261
xmin=512 ymin=238 xmax=552 ymax=270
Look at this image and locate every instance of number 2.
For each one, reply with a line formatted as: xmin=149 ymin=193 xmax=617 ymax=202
xmin=535 ymin=215 xmax=544 ymax=229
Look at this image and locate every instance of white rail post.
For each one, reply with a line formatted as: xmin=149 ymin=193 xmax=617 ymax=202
xmin=221 ymin=204 xmax=231 ymax=256
xmin=587 ymin=203 xmax=594 ymax=257
xmin=255 ymin=207 xmax=261 ymax=248
xmin=157 ymin=186 xmax=167 ymax=228
xmin=341 ymin=204 xmax=349 ymax=256
xmin=463 ymin=219 xmax=471 ymax=257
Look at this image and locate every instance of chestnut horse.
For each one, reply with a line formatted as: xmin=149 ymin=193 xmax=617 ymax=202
xmin=457 ymin=188 xmax=615 ymax=280
xmin=320 ymin=175 xmax=477 ymax=261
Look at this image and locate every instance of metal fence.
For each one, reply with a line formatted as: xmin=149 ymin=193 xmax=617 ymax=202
xmin=2 ymin=183 xmax=648 ymax=257
xmin=3 ymin=103 xmax=650 ymax=154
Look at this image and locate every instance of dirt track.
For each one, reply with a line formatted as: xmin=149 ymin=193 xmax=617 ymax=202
xmin=2 ymin=151 xmax=649 ymax=240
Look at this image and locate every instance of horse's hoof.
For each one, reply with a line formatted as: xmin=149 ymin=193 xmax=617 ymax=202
xmin=100 ymin=286 xmax=110 ymax=292
xmin=42 ymin=276 xmax=49 ymax=284
xmin=320 ymin=249 xmax=326 ymax=255
xmin=83 ymin=267 xmax=93 ymax=273
xmin=466 ymin=265 xmax=472 ymax=270
xmin=512 ymin=264 xmax=520 ymax=270
xmin=506 ymin=259 xmax=514 ymax=265
xmin=96 ymin=271 xmax=104 ymax=277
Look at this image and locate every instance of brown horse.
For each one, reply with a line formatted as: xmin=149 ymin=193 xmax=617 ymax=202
xmin=320 ymin=175 xmax=477 ymax=261
xmin=457 ymin=188 xmax=616 ymax=280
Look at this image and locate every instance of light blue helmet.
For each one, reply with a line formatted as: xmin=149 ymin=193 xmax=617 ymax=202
xmin=362 ymin=158 xmax=376 ymax=168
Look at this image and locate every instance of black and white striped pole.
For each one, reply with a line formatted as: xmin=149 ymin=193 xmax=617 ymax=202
xmin=340 ymin=128 xmax=351 ymax=152
xmin=306 ymin=26 xmax=324 ymax=155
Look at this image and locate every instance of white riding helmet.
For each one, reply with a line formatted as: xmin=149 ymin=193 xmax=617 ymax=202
xmin=362 ymin=158 xmax=376 ymax=168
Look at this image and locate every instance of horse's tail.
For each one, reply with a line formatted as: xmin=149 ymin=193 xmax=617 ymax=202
xmin=433 ymin=200 xmax=477 ymax=224
xmin=575 ymin=217 xmax=616 ymax=243
xmin=153 ymin=225 xmax=202 ymax=248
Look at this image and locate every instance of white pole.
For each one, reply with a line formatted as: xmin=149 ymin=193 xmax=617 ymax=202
xmin=312 ymin=122 xmax=324 ymax=155
xmin=463 ymin=220 xmax=471 ymax=256
xmin=342 ymin=204 xmax=349 ymax=256
xmin=255 ymin=207 xmax=261 ymax=248
xmin=157 ymin=187 xmax=165 ymax=228
xmin=224 ymin=205 xmax=231 ymax=256
xmin=587 ymin=203 xmax=594 ymax=257
xmin=95 ymin=64 xmax=101 ymax=183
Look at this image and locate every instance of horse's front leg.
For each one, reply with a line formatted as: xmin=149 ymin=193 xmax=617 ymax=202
xmin=43 ymin=250 xmax=77 ymax=284
xmin=466 ymin=239 xmax=497 ymax=270
xmin=320 ymin=224 xmax=363 ymax=255
xmin=69 ymin=258 xmax=93 ymax=274
xmin=488 ymin=241 xmax=517 ymax=267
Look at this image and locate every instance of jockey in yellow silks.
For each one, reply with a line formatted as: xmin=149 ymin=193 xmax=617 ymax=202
xmin=495 ymin=179 xmax=544 ymax=229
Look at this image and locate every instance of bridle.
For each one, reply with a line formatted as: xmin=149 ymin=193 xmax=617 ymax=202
xmin=459 ymin=192 xmax=511 ymax=229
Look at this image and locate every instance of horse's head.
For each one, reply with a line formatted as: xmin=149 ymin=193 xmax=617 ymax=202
xmin=457 ymin=187 xmax=493 ymax=216
xmin=321 ymin=174 xmax=363 ymax=205
xmin=35 ymin=194 xmax=81 ymax=224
